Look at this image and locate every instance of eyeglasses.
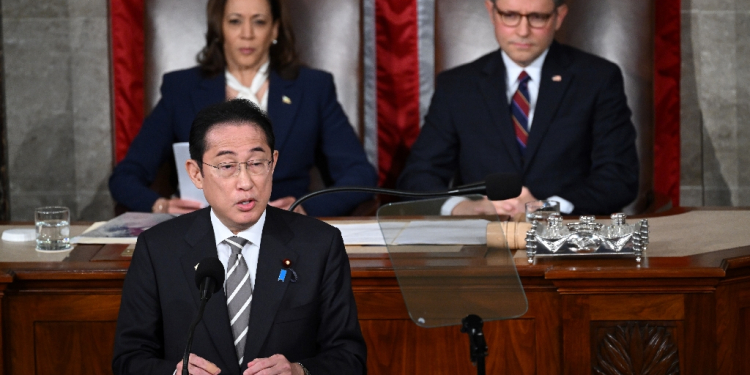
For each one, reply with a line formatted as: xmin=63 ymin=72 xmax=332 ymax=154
xmin=493 ymin=5 xmax=556 ymax=29
xmin=203 ymin=159 xmax=273 ymax=178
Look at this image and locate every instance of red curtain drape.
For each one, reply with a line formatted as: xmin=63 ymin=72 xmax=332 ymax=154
xmin=654 ymin=0 xmax=681 ymax=206
xmin=375 ymin=0 xmax=422 ymax=187
xmin=110 ymin=0 xmax=145 ymax=164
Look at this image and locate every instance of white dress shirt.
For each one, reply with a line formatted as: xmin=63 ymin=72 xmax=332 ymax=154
xmin=225 ymin=60 xmax=270 ymax=111
xmin=210 ymin=209 xmax=266 ymax=292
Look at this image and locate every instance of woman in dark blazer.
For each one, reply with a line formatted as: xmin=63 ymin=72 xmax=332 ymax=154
xmin=109 ymin=0 xmax=376 ymax=217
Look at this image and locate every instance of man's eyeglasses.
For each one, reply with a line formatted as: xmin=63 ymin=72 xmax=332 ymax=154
xmin=203 ymin=159 xmax=273 ymax=178
xmin=493 ymin=5 xmax=556 ymax=29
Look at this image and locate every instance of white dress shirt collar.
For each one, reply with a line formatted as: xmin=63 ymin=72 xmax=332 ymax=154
xmin=501 ymin=48 xmax=548 ymax=91
xmin=210 ymin=208 xmax=266 ymax=247
xmin=225 ymin=59 xmax=270 ymax=111
xmin=210 ymin=208 xmax=266 ymax=290
xmin=501 ymin=48 xmax=550 ymax=131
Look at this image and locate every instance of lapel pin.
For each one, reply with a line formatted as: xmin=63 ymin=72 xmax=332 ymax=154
xmin=282 ymin=95 xmax=292 ymax=104
xmin=552 ymin=75 xmax=562 ymax=82
xmin=282 ymin=258 xmax=298 ymax=283
xmin=195 ymin=263 xmax=199 ymax=270
xmin=278 ymin=269 xmax=287 ymax=282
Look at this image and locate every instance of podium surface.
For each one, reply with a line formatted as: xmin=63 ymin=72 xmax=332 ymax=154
xmin=1 ymin=208 xmax=749 ymax=374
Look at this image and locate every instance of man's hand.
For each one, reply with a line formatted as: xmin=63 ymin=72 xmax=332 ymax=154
xmin=490 ymin=186 xmax=537 ymax=216
xmin=268 ymin=196 xmax=307 ymax=215
xmin=168 ymin=198 xmax=205 ymax=214
xmin=451 ymin=197 xmax=497 ymax=216
xmin=152 ymin=197 xmax=204 ymax=214
xmin=243 ymin=354 xmax=304 ymax=375
xmin=451 ymin=187 xmax=537 ymax=217
xmin=175 ymin=353 xmax=221 ymax=375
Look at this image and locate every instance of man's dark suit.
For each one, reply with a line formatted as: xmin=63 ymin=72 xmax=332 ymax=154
xmin=112 ymin=207 xmax=366 ymax=375
xmin=397 ymin=41 xmax=639 ymax=215
xmin=109 ymin=67 xmax=377 ymax=216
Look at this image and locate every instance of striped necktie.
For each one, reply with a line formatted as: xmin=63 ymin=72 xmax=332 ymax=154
xmin=511 ymin=71 xmax=531 ymax=152
xmin=225 ymin=236 xmax=252 ymax=365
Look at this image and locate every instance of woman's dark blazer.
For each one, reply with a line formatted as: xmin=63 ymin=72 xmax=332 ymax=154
xmin=109 ymin=66 xmax=377 ymax=217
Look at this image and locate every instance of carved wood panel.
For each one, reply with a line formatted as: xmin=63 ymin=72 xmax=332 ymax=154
xmin=356 ymin=288 xmax=560 ymax=374
xmin=741 ymin=306 xmax=750 ymax=374
xmin=34 ymin=321 xmax=117 ymax=375
xmin=592 ymin=321 xmax=680 ymax=375
xmin=5 ymin=293 xmax=121 ymax=375
xmin=715 ymin=278 xmax=750 ymax=374
xmin=360 ymin=318 xmax=537 ymax=375
xmin=0 ymin=279 xmax=7 ymax=374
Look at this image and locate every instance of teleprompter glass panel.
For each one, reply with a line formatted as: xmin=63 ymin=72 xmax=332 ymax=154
xmin=377 ymin=197 xmax=528 ymax=328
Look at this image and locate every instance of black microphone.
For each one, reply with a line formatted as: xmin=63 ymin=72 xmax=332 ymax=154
xmin=183 ymin=257 xmax=225 ymax=375
xmin=289 ymin=173 xmax=522 ymax=212
xmin=483 ymin=173 xmax=522 ymax=201
xmin=194 ymin=257 xmax=224 ymax=300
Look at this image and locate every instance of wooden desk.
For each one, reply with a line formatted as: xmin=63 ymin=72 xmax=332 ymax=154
xmin=1 ymin=210 xmax=749 ymax=375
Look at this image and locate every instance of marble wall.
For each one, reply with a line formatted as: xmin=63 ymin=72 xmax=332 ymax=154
xmin=1 ymin=0 xmax=113 ymax=221
xmin=0 ymin=9 xmax=8 ymax=221
xmin=681 ymin=0 xmax=750 ymax=206
xmin=0 ymin=0 xmax=749 ymax=221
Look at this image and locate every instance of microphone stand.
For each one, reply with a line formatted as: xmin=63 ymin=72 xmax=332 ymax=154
xmin=182 ymin=279 xmax=215 ymax=375
xmin=461 ymin=314 xmax=488 ymax=375
xmin=288 ymin=185 xmax=487 ymax=212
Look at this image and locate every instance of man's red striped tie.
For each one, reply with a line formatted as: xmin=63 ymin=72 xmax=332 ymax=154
xmin=511 ymin=71 xmax=531 ymax=152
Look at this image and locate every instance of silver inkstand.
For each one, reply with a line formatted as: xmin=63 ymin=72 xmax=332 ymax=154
xmin=525 ymin=213 xmax=649 ymax=264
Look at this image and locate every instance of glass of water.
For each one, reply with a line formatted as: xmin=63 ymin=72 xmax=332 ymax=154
xmin=525 ymin=200 xmax=560 ymax=223
xmin=35 ymin=206 xmax=71 ymax=251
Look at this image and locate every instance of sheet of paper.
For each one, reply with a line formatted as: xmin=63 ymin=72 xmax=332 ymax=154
xmin=330 ymin=222 xmax=387 ymax=245
xmin=393 ymin=219 xmax=489 ymax=245
xmin=330 ymin=219 xmax=490 ymax=246
xmin=72 ymin=212 xmax=176 ymax=244
xmin=173 ymin=142 xmax=209 ymax=207
xmin=72 ymin=221 xmax=138 ymax=244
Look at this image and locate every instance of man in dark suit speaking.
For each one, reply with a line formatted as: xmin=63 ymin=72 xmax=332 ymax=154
xmin=112 ymin=99 xmax=366 ymax=375
xmin=398 ymin=0 xmax=639 ymax=216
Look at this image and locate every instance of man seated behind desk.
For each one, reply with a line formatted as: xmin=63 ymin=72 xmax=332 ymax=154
xmin=112 ymin=99 xmax=366 ymax=375
xmin=397 ymin=0 xmax=639 ymax=216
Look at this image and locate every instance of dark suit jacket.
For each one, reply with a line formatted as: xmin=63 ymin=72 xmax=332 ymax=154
xmin=109 ymin=67 xmax=377 ymax=217
xmin=112 ymin=206 xmax=367 ymax=375
xmin=397 ymin=42 xmax=639 ymax=215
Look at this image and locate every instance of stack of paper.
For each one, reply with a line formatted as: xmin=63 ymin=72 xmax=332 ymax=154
xmin=330 ymin=219 xmax=489 ymax=246
xmin=73 ymin=212 xmax=176 ymax=244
